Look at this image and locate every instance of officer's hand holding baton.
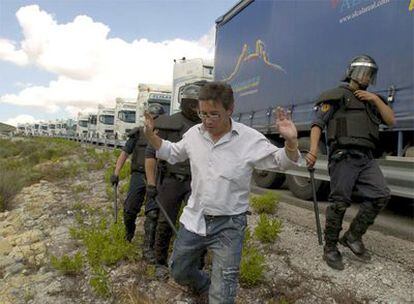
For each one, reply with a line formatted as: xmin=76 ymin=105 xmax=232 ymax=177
xmin=110 ymin=174 xmax=119 ymax=223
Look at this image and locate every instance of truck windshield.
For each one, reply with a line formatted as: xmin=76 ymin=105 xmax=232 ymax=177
xmin=118 ymin=111 xmax=136 ymax=123
xmin=41 ymin=125 xmax=48 ymax=130
xmin=79 ymin=120 xmax=88 ymax=127
xmin=99 ymin=115 xmax=114 ymax=125
xmin=49 ymin=124 xmax=55 ymax=129
xmin=34 ymin=124 xmax=39 ymax=129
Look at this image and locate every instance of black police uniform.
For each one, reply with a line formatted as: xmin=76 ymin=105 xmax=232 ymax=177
xmin=146 ymin=112 xmax=198 ymax=266
xmin=122 ymin=127 xmax=155 ymax=241
xmin=312 ymin=84 xmax=391 ymax=252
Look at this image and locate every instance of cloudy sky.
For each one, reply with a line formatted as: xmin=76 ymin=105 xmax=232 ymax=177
xmin=0 ymin=0 xmax=236 ymax=126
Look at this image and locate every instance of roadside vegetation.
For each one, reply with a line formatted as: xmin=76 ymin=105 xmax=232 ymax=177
xmin=0 ymin=137 xmax=116 ymax=212
xmin=239 ymin=192 xmax=283 ymax=287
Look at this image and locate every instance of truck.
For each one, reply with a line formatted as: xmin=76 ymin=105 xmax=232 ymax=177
xmin=87 ymin=113 xmax=98 ymax=139
xmin=170 ymin=57 xmax=214 ymax=115
xmin=47 ymin=121 xmax=56 ymax=137
xmin=214 ymin=0 xmax=414 ymax=199
xmin=136 ymin=83 xmax=172 ymax=126
xmin=114 ymin=98 xmax=136 ymax=139
xmin=96 ymin=105 xmax=115 ymax=139
xmin=76 ymin=112 xmax=89 ymax=138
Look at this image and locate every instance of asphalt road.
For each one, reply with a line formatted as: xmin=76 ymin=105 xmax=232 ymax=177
xmin=251 ymin=185 xmax=414 ymax=242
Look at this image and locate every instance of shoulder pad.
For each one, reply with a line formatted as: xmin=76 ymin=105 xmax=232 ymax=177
xmin=127 ymin=127 xmax=140 ymax=138
xmin=154 ymin=113 xmax=183 ymax=131
xmin=315 ymin=87 xmax=346 ymax=106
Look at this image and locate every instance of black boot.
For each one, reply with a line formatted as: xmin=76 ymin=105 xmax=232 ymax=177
xmin=154 ymin=214 xmax=173 ymax=266
xmin=123 ymin=211 xmax=136 ymax=242
xmin=323 ymin=201 xmax=347 ymax=270
xmin=339 ymin=231 xmax=371 ymax=261
xmin=323 ymin=246 xmax=344 ymax=270
xmin=143 ymin=210 xmax=158 ymax=264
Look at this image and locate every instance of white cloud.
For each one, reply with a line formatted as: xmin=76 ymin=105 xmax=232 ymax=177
xmin=5 ymin=114 xmax=38 ymax=126
xmin=0 ymin=39 xmax=29 ymax=65
xmin=0 ymin=5 xmax=216 ymax=119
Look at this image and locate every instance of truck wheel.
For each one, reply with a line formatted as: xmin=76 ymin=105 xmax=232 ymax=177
xmin=286 ymin=137 xmax=327 ymax=200
xmin=253 ymin=139 xmax=286 ymax=189
xmin=253 ymin=169 xmax=285 ymax=189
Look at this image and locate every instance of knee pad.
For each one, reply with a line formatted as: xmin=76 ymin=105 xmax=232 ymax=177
xmin=146 ymin=209 xmax=159 ymax=220
xmin=330 ymin=201 xmax=349 ymax=215
xmin=373 ymin=196 xmax=390 ymax=211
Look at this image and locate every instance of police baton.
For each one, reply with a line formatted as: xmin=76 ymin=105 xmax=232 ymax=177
xmin=155 ymin=197 xmax=178 ymax=235
xmin=113 ymin=184 xmax=118 ymax=223
xmin=308 ymin=167 xmax=323 ymax=245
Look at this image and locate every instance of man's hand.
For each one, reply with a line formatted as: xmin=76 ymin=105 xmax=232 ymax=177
xmin=146 ymin=185 xmax=157 ymax=199
xmin=110 ymin=174 xmax=119 ymax=186
xmin=144 ymin=111 xmax=156 ymax=139
xmin=275 ymin=106 xmax=298 ymax=141
xmin=305 ymin=152 xmax=317 ymax=168
xmin=354 ymin=90 xmax=379 ymax=104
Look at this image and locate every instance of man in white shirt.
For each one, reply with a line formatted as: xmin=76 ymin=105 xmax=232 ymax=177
xmin=144 ymin=82 xmax=300 ymax=304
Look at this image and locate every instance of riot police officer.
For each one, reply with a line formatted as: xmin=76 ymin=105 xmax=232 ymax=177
xmin=146 ymin=81 xmax=205 ymax=270
xmin=110 ymin=103 xmax=165 ymax=251
xmin=306 ymin=55 xmax=395 ymax=270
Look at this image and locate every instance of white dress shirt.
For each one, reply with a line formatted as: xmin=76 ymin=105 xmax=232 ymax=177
xmin=157 ymin=119 xmax=300 ymax=235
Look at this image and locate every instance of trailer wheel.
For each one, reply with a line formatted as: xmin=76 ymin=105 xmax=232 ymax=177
xmin=253 ymin=169 xmax=285 ymax=189
xmin=286 ymin=137 xmax=327 ymax=200
xmin=253 ymin=139 xmax=286 ymax=189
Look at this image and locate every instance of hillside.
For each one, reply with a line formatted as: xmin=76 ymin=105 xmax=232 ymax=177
xmin=0 ymin=122 xmax=16 ymax=134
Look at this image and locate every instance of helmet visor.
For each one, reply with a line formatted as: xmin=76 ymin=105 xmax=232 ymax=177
xmin=349 ymin=62 xmax=378 ymax=86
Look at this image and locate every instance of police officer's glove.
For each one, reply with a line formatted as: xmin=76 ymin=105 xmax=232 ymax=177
xmin=146 ymin=185 xmax=157 ymax=199
xmin=110 ymin=174 xmax=119 ymax=186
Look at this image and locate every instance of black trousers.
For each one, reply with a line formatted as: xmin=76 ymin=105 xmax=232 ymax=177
xmin=324 ymin=151 xmax=390 ymax=247
xmin=154 ymin=175 xmax=191 ymax=265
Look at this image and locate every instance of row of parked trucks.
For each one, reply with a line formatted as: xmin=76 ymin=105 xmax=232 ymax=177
xmin=17 ymin=57 xmax=214 ymax=141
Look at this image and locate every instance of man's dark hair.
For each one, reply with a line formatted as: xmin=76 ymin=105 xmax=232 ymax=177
xmin=198 ymin=82 xmax=234 ymax=110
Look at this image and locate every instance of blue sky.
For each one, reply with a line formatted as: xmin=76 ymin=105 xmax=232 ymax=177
xmin=0 ymin=0 xmax=236 ymax=125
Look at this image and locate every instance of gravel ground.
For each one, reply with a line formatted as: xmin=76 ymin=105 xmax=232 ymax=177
xmin=236 ymin=199 xmax=414 ymax=303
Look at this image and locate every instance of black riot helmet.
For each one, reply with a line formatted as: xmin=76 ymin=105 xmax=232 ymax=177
xmin=179 ymin=81 xmax=207 ymax=122
xmin=148 ymin=103 xmax=165 ymax=119
xmin=343 ymin=55 xmax=378 ymax=88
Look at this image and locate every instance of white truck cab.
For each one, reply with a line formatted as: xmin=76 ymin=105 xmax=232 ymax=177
xmin=170 ymin=57 xmax=214 ymax=115
xmin=96 ymin=105 xmax=115 ymax=139
xmin=114 ymin=98 xmax=136 ymax=139
xmin=136 ymin=83 xmax=172 ymax=127
xmin=47 ymin=121 xmax=56 ymax=136
xmin=87 ymin=113 xmax=97 ymax=139
xmin=39 ymin=122 xmax=48 ymax=136
xmin=76 ymin=113 xmax=89 ymax=138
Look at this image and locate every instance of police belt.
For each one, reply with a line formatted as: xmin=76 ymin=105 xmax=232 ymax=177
xmin=163 ymin=172 xmax=190 ymax=181
xmin=131 ymin=166 xmax=145 ymax=174
xmin=330 ymin=147 xmax=374 ymax=161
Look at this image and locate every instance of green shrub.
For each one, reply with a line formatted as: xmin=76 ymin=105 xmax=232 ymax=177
xmin=50 ymin=252 xmax=84 ymax=275
xmin=250 ymin=191 xmax=280 ymax=214
xmin=254 ymin=214 xmax=283 ymax=243
xmin=70 ymin=218 xmax=137 ymax=268
xmin=0 ymin=170 xmax=24 ymax=211
xmin=239 ymin=246 xmax=265 ymax=287
xmin=113 ymin=149 xmax=121 ymax=158
xmin=90 ymin=267 xmax=110 ymax=298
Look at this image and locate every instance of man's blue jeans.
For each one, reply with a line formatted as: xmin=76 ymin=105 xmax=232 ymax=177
xmin=170 ymin=213 xmax=247 ymax=304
